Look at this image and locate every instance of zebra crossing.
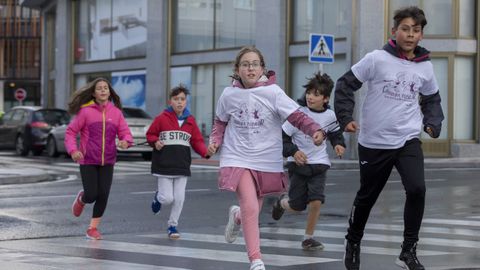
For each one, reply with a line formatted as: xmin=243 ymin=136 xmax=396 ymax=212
xmin=0 ymin=217 xmax=478 ymax=270
xmin=0 ymin=154 xmax=217 ymax=176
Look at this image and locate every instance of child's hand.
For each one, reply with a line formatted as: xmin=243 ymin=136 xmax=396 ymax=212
xmin=345 ymin=121 xmax=359 ymax=132
xmin=154 ymin=140 xmax=164 ymax=151
xmin=207 ymin=143 xmax=218 ymax=156
xmin=425 ymin=126 xmax=434 ymax=138
xmin=335 ymin=145 xmax=345 ymax=158
xmin=117 ymin=140 xmax=129 ymax=149
xmin=312 ymin=130 xmax=325 ymax=146
xmin=293 ymin=150 xmax=307 ymax=166
xmin=71 ymin=151 xmax=84 ymax=162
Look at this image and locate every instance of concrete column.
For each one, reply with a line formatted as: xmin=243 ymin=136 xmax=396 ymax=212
xmin=346 ymin=0 xmax=386 ymax=158
xmin=145 ymin=0 xmax=169 ymax=117
xmin=54 ymin=0 xmax=72 ymax=108
xmin=255 ymin=0 xmax=287 ymax=89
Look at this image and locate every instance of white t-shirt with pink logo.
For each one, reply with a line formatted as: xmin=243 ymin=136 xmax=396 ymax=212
xmin=352 ymin=49 xmax=439 ymax=149
xmin=216 ymin=84 xmax=299 ymax=172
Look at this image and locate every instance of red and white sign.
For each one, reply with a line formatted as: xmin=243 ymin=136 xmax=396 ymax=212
xmin=15 ymin=88 xmax=27 ymax=101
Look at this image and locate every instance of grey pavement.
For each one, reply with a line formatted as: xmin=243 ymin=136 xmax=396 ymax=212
xmin=1 ymin=155 xmax=480 ymax=185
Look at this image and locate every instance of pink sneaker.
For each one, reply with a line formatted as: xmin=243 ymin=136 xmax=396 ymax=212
xmin=86 ymin=227 xmax=102 ymax=240
xmin=72 ymin=190 xmax=85 ymax=217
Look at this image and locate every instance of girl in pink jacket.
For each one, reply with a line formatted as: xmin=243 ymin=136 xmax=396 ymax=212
xmin=65 ymin=77 xmax=132 ymax=240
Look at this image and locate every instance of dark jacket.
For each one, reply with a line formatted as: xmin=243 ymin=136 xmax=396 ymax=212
xmin=146 ymin=108 xmax=208 ymax=176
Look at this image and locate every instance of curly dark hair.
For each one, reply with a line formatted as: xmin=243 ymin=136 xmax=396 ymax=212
xmin=169 ymin=84 xmax=190 ymax=98
xmin=67 ymin=77 xmax=122 ymax=115
xmin=393 ymin=6 xmax=427 ymax=30
xmin=297 ymin=72 xmax=334 ymax=108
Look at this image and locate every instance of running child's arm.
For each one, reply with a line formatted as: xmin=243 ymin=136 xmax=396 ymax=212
xmin=146 ymin=116 xmax=162 ymax=148
xmin=208 ymin=117 xmax=227 ymax=154
xmin=282 ymin=130 xmax=299 ymax=158
xmin=286 ymin=110 xmax=325 ymax=145
xmin=189 ymin=117 xmax=210 ymax=159
xmin=334 ymin=69 xmax=363 ymax=131
xmin=117 ymin=114 xmax=133 ymax=149
xmin=420 ymin=91 xmax=444 ymax=138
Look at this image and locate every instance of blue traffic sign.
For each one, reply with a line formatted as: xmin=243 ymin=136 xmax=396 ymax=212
xmin=309 ymin=33 xmax=334 ymax=64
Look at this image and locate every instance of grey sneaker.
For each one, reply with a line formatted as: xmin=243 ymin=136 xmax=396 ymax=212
xmin=225 ymin=205 xmax=241 ymax=243
xmin=395 ymin=243 xmax=425 ymax=270
xmin=302 ymin=238 xmax=325 ymax=251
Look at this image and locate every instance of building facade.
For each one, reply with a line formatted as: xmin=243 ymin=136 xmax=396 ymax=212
xmin=20 ymin=0 xmax=479 ymax=158
xmin=0 ymin=0 xmax=41 ymax=112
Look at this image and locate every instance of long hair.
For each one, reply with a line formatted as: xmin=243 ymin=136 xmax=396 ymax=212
xmin=67 ymin=77 xmax=122 ymax=115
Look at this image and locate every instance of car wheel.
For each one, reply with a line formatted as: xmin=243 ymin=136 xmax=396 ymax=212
xmin=142 ymin=152 xmax=152 ymax=161
xmin=15 ymin=135 xmax=29 ymax=156
xmin=46 ymin=136 xmax=60 ymax=157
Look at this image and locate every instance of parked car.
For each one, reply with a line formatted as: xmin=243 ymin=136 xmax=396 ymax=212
xmin=0 ymin=106 xmax=70 ymax=156
xmin=46 ymin=107 xmax=153 ymax=160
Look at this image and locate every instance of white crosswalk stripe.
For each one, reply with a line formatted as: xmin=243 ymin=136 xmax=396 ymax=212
xmin=0 ymin=155 xmax=213 ymax=176
xmin=0 ymin=218 xmax=478 ymax=269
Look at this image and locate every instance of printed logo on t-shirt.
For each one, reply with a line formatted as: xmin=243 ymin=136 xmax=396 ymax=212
xmin=382 ymin=71 xmax=420 ymax=105
xmin=159 ymin=131 xmax=191 ymax=146
xmin=233 ymin=102 xmax=265 ymax=135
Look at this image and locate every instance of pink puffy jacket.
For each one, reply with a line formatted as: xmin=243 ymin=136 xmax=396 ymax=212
xmin=65 ymin=100 xmax=133 ymax=165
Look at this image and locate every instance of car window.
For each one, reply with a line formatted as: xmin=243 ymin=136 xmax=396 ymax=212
xmin=11 ymin=110 xmax=26 ymax=122
xmin=2 ymin=110 xmax=14 ymax=121
xmin=122 ymin=108 xmax=151 ymax=119
xmin=34 ymin=110 xmax=71 ymax=125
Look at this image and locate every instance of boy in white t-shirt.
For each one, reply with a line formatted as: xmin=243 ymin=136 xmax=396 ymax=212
xmin=271 ymin=72 xmax=345 ymax=251
xmin=335 ymin=6 xmax=444 ymax=270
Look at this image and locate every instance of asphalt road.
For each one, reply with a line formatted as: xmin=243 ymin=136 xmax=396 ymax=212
xmin=0 ymin=151 xmax=479 ymax=270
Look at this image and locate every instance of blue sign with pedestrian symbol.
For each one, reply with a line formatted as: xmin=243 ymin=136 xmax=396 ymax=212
xmin=309 ymin=33 xmax=334 ymax=64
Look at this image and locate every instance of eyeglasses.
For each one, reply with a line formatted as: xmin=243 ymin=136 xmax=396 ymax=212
xmin=239 ymin=61 xmax=262 ymax=70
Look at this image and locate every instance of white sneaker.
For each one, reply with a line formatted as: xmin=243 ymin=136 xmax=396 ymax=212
xmin=225 ymin=205 xmax=240 ymax=243
xmin=250 ymin=259 xmax=265 ymax=270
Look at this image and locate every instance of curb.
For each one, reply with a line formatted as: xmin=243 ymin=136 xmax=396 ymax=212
xmin=0 ymin=168 xmax=51 ymax=185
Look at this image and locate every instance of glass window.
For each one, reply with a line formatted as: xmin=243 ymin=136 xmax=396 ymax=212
xmin=111 ymin=0 xmax=147 ymax=58
xmin=214 ymin=63 xmax=232 ymax=105
xmin=173 ymin=0 xmax=215 ymax=52
xmin=388 ymin=0 xmax=452 ymax=36
xmin=173 ymin=0 xmax=255 ymax=52
xmin=289 ymin=55 xmax=347 ymax=105
xmin=215 ymin=0 xmax=255 ymax=48
xmin=292 ymin=0 xmax=349 ymax=42
xmin=191 ymin=66 xmax=214 ymax=137
xmin=421 ymin=58 xmax=448 ymax=140
xmin=170 ymin=65 xmax=214 ymax=137
xmin=75 ymin=0 xmax=147 ymax=62
xmin=459 ymin=0 xmax=475 ymax=37
xmin=453 ymin=56 xmax=475 ymax=140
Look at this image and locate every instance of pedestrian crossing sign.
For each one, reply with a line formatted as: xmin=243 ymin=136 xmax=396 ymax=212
xmin=309 ymin=33 xmax=334 ymax=64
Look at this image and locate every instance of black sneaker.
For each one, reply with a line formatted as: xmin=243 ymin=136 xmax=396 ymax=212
xmin=344 ymin=239 xmax=360 ymax=270
xmin=395 ymin=243 xmax=425 ymax=270
xmin=302 ymin=238 xmax=325 ymax=251
xmin=271 ymin=194 xmax=286 ymax=220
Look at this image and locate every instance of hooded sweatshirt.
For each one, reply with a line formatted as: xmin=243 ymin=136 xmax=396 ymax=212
xmin=334 ymin=39 xmax=444 ymax=149
xmin=146 ymin=107 xmax=207 ymax=176
xmin=65 ymin=100 xmax=133 ymax=165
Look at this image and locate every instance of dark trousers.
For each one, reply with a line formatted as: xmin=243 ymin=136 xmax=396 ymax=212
xmin=346 ymin=138 xmax=425 ymax=246
xmin=79 ymin=164 xmax=114 ymax=218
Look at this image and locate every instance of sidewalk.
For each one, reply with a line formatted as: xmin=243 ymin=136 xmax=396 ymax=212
xmin=1 ymin=157 xmax=480 ymax=185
